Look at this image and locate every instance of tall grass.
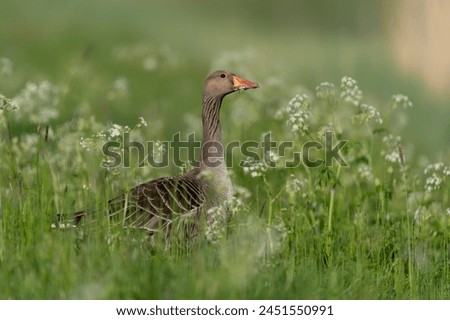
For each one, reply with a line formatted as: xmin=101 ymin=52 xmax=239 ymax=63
xmin=1 ymin=55 xmax=449 ymax=299
xmin=1 ymin=1 xmax=449 ymax=300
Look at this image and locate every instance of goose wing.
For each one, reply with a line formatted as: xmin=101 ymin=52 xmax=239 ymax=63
xmin=107 ymin=173 xmax=208 ymax=232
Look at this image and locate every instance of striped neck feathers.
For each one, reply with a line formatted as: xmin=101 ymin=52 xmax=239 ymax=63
xmin=201 ymin=94 xmax=225 ymax=168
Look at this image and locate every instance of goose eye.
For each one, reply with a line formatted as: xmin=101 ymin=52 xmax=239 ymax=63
xmin=220 ymin=73 xmax=226 ymax=78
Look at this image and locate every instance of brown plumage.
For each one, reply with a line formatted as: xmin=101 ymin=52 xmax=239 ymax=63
xmin=68 ymin=70 xmax=259 ymax=239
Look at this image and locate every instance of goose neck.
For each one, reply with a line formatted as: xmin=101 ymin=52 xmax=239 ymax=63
xmin=201 ymin=94 xmax=224 ymax=168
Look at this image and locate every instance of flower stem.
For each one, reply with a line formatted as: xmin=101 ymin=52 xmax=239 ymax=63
xmin=263 ymin=175 xmax=273 ymax=226
xmin=327 ymin=165 xmax=341 ymax=233
xmin=327 ymin=189 xmax=335 ymax=233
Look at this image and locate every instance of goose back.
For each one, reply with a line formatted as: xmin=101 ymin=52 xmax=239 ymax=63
xmin=107 ymin=169 xmax=214 ymax=233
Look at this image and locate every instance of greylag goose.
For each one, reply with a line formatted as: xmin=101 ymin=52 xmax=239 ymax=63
xmin=70 ymin=70 xmax=259 ymax=239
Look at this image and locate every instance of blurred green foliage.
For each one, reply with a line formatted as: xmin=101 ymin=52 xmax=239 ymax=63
xmin=0 ymin=0 xmax=449 ymax=299
xmin=1 ymin=0 xmax=448 ymax=157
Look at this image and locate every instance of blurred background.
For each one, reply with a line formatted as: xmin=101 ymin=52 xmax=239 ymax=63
xmin=1 ymin=0 xmax=449 ymax=158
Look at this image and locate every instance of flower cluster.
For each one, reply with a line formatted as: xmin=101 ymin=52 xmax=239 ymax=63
xmin=81 ymin=120 xmax=139 ymax=149
xmin=205 ymin=206 xmax=226 ymax=244
xmin=108 ymin=124 xmax=131 ymax=138
xmin=12 ymin=81 xmax=60 ymax=124
xmin=265 ymin=150 xmax=280 ymax=167
xmin=150 ymin=140 xmax=166 ymax=164
xmin=274 ymin=219 xmax=289 ymax=241
xmin=424 ymin=162 xmax=450 ymax=176
xmin=283 ymin=94 xmax=310 ymax=135
xmin=233 ymin=185 xmax=251 ymax=201
xmin=352 ymin=103 xmax=383 ymax=125
xmin=425 ymin=175 xmax=443 ymax=192
xmin=224 ymin=196 xmax=246 ymax=216
xmin=340 ymin=76 xmax=362 ymax=106
xmin=357 ymin=164 xmax=374 ymax=183
xmin=286 ymin=174 xmax=309 ymax=196
xmin=0 ymin=94 xmax=17 ymax=113
xmin=382 ymin=135 xmax=402 ymax=164
xmin=424 ymin=162 xmax=450 ymax=192
xmin=316 ymin=82 xmax=336 ymax=100
xmin=77 ymin=118 xmax=148 ymax=174
xmin=137 ymin=116 xmax=147 ymax=128
xmin=242 ymin=157 xmax=268 ymax=178
xmin=391 ymin=94 xmax=413 ymax=109
xmin=79 ymin=124 xmax=126 ymax=151
xmin=316 ymin=124 xmax=336 ymax=140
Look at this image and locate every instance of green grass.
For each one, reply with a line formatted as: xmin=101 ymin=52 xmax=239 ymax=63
xmin=0 ymin=0 xmax=449 ymax=299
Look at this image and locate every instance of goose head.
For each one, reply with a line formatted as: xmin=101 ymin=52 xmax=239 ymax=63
xmin=203 ymin=70 xmax=259 ymax=98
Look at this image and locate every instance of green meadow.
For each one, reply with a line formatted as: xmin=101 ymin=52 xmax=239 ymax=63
xmin=0 ymin=1 xmax=449 ymax=299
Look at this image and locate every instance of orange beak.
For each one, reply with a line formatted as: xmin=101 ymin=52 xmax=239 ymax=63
xmin=232 ymin=74 xmax=259 ymax=91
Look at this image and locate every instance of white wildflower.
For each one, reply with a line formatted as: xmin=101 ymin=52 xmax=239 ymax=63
xmin=352 ymin=104 xmax=383 ymax=124
xmin=106 ymin=124 xmax=130 ymax=138
xmin=268 ymin=151 xmax=279 ymax=162
xmin=12 ymin=81 xmax=60 ymax=124
xmin=265 ymin=150 xmax=280 ymax=167
xmin=281 ymin=94 xmax=310 ymax=135
xmin=274 ymin=220 xmax=289 ymax=241
xmin=77 ymin=117 xmax=146 ymax=173
xmin=385 ymin=151 xmax=401 ymax=164
xmin=150 ymin=140 xmax=165 ymax=164
xmin=242 ymin=157 xmax=267 ymax=178
xmin=340 ymin=76 xmax=357 ymax=89
xmin=286 ymin=174 xmax=308 ymax=196
xmin=80 ymin=137 xmax=94 ymax=150
xmin=425 ymin=175 xmax=442 ymax=192
xmin=316 ymin=82 xmax=336 ymax=100
xmin=381 ymin=135 xmax=402 ymax=164
xmin=423 ymin=162 xmax=450 ymax=192
xmin=137 ymin=116 xmax=147 ymax=127
xmin=391 ymin=94 xmax=413 ymax=109
xmin=205 ymin=206 xmax=226 ymax=244
xmin=444 ymin=167 xmax=450 ymax=177
xmin=233 ymin=185 xmax=251 ymax=200
xmin=446 ymin=208 xmax=450 ymax=215
xmin=224 ymin=196 xmax=246 ymax=216
xmin=340 ymin=76 xmax=362 ymax=106
xmin=0 ymin=94 xmax=17 ymax=113
xmin=108 ymin=124 xmax=122 ymax=138
xmin=94 ymin=130 xmax=107 ymax=139
xmin=424 ymin=162 xmax=445 ymax=174
xmin=316 ymin=124 xmax=335 ymax=140
xmin=383 ymin=134 xmax=401 ymax=146
xmin=357 ymin=164 xmax=374 ymax=183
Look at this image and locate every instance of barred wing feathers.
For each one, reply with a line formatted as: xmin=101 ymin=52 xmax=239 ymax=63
xmin=107 ymin=172 xmax=208 ymax=232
